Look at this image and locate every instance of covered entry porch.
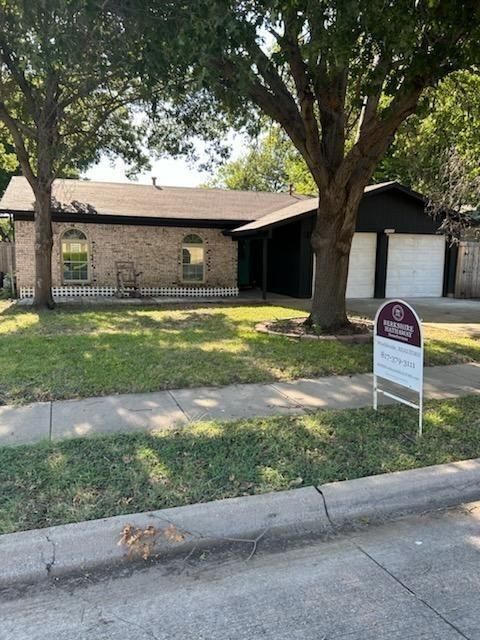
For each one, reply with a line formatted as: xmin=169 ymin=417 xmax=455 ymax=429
xmin=232 ymin=205 xmax=315 ymax=300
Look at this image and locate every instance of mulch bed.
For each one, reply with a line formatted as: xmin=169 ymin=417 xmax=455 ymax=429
xmin=256 ymin=317 xmax=373 ymax=342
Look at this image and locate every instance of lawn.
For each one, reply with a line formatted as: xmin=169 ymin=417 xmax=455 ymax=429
xmin=1 ymin=395 xmax=480 ymax=535
xmin=0 ymin=300 xmax=478 ymax=405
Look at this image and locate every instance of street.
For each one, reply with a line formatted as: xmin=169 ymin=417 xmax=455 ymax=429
xmin=2 ymin=502 xmax=479 ymax=640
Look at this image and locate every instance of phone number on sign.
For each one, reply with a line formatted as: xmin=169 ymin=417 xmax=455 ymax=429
xmin=380 ymin=351 xmax=416 ymax=369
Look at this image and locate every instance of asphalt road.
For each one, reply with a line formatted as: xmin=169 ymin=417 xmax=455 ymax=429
xmin=2 ymin=502 xmax=479 ymax=640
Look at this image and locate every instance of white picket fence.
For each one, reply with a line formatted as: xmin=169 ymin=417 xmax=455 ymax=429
xmin=19 ymin=285 xmax=239 ymax=299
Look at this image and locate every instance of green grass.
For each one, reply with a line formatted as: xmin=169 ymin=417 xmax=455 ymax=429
xmin=1 ymin=395 xmax=480 ymax=535
xmin=0 ymin=300 xmax=478 ymax=405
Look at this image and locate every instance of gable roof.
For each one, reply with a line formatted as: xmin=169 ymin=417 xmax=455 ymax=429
xmin=0 ymin=177 xmax=428 ymax=232
xmin=0 ymin=176 xmax=308 ymax=223
xmin=229 ymin=181 xmax=428 ymax=236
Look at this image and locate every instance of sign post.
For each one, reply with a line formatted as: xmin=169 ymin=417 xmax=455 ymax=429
xmin=373 ymin=299 xmax=424 ymax=436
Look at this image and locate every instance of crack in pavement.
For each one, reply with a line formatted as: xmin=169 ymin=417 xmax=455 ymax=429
xmin=269 ymin=383 xmax=306 ymax=410
xmin=48 ymin=402 xmax=53 ymax=441
xmin=43 ymin=534 xmax=56 ymax=576
xmin=166 ymin=390 xmax=191 ymax=422
xmin=104 ymin=610 xmax=161 ymax=640
xmin=77 ymin=590 xmax=161 ymax=639
xmin=314 ymin=486 xmax=335 ymax=529
xmin=355 ymin=542 xmax=472 ymax=640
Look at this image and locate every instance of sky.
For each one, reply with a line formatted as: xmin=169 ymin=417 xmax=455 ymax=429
xmin=84 ymin=155 xmax=209 ymax=187
xmin=83 ymin=133 xmax=248 ymax=188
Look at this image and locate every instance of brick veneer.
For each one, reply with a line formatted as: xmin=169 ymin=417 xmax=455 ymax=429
xmin=14 ymin=220 xmax=238 ymax=290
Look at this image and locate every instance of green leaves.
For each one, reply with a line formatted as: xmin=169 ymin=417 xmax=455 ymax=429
xmin=0 ymin=0 xmax=152 ymax=181
xmin=375 ymin=71 xmax=480 ymax=204
xmin=205 ymin=125 xmax=317 ymax=194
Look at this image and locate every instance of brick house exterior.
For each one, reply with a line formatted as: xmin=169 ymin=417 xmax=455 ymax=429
xmin=1 ymin=177 xmax=303 ymax=298
xmin=14 ymin=220 xmax=237 ymax=293
xmin=4 ymin=177 xmax=452 ymax=300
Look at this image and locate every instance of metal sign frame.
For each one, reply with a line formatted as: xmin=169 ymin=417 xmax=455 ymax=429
xmin=373 ymin=299 xmax=424 ymax=436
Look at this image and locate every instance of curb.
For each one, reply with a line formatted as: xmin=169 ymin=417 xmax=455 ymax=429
xmin=318 ymin=457 xmax=480 ymax=527
xmin=1 ymin=458 xmax=480 ymax=587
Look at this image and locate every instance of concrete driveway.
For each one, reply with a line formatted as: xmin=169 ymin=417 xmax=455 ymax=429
xmin=268 ymin=294 xmax=480 ymax=337
xmin=347 ymin=297 xmax=480 ymax=337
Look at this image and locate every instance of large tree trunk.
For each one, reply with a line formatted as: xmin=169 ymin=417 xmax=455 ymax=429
xmin=32 ymin=184 xmax=54 ymax=309
xmin=32 ymin=99 xmax=58 ymax=310
xmin=308 ymin=186 xmax=364 ymax=330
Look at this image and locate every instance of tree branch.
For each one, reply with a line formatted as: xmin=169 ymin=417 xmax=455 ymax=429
xmin=280 ymin=13 xmax=326 ymax=187
xmin=0 ymin=101 xmax=36 ymax=188
xmin=0 ymin=33 xmax=39 ymax=123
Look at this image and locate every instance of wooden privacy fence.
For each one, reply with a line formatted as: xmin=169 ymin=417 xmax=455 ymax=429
xmin=0 ymin=242 xmax=14 ymax=275
xmin=455 ymin=241 xmax=480 ymax=298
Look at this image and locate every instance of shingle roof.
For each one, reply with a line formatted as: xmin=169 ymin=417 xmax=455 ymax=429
xmin=229 ymin=181 xmax=424 ymax=235
xmin=0 ymin=176 xmax=308 ymax=222
xmin=1 ymin=177 xmax=423 ymax=231
xmin=229 ymin=198 xmax=316 ymax=234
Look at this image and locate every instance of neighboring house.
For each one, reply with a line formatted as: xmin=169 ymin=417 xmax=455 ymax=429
xmin=0 ymin=177 xmax=457 ymax=300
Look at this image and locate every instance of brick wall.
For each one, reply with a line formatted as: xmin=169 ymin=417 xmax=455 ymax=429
xmin=14 ymin=220 xmax=238 ymax=289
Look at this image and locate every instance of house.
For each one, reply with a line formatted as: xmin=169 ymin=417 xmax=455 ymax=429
xmin=0 ymin=177 xmax=457 ymax=300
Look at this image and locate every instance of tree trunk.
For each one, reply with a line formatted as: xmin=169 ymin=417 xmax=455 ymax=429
xmin=32 ymin=97 xmax=58 ymax=310
xmin=32 ymin=184 xmax=54 ymax=309
xmin=308 ymin=188 xmax=363 ymax=330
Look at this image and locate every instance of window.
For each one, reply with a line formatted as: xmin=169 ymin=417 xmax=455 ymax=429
xmin=182 ymin=234 xmax=204 ymax=283
xmin=62 ymin=229 xmax=89 ymax=282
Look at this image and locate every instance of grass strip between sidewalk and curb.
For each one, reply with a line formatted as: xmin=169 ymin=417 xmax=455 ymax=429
xmin=1 ymin=395 xmax=480 ymax=536
xmin=1 ymin=302 xmax=479 ymax=405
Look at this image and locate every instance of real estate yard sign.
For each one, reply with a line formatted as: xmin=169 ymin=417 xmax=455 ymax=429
xmin=373 ymin=300 xmax=424 ymax=436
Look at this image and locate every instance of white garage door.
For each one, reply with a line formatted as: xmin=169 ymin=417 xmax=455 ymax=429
xmin=386 ymin=234 xmax=445 ymax=297
xmin=346 ymin=233 xmax=377 ymax=298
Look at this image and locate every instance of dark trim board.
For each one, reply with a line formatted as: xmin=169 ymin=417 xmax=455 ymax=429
xmin=362 ymin=182 xmax=427 ymax=205
xmin=374 ymin=232 xmax=389 ymax=298
xmin=444 ymin=243 xmax=458 ymax=297
xmin=225 ymin=210 xmax=314 ymax=238
xmin=7 ymin=210 xmax=249 ymax=230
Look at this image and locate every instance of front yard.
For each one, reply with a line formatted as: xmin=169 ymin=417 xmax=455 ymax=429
xmin=0 ymin=300 xmax=479 ymax=405
xmin=1 ymin=395 xmax=480 ymax=535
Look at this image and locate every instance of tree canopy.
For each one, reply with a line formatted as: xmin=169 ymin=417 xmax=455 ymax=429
xmin=0 ymin=0 xmax=152 ymax=306
xmin=138 ymin=0 xmax=480 ymax=327
xmin=0 ymin=1 xmax=150 ymax=184
xmin=207 ymin=70 xmax=480 ymax=205
xmin=203 ymin=127 xmax=315 ymax=193
xmin=375 ymin=71 xmax=480 ymax=203
xmin=0 ymin=131 xmax=18 ymax=197
xmin=156 ymin=1 xmax=480 ymax=189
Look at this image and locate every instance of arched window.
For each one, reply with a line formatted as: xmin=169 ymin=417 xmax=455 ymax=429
xmin=61 ymin=229 xmax=89 ymax=282
xmin=182 ymin=234 xmax=204 ymax=283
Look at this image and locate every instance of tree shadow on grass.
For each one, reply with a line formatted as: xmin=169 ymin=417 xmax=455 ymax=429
xmin=1 ymin=395 xmax=479 ymax=534
xmin=0 ymin=303 xmax=247 ymax=337
xmin=0 ymin=307 xmax=373 ymax=404
xmin=424 ymin=337 xmax=480 ymax=367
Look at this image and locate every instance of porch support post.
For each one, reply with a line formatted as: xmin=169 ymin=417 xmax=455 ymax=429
xmin=262 ymin=235 xmax=268 ymax=300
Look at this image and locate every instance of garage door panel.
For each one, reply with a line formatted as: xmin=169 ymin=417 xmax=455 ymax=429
xmin=346 ymin=233 xmax=376 ymax=298
xmin=386 ymin=234 xmax=445 ymax=298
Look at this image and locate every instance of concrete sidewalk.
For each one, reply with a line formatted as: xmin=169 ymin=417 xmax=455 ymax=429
xmin=1 ymin=362 xmax=479 ymax=446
